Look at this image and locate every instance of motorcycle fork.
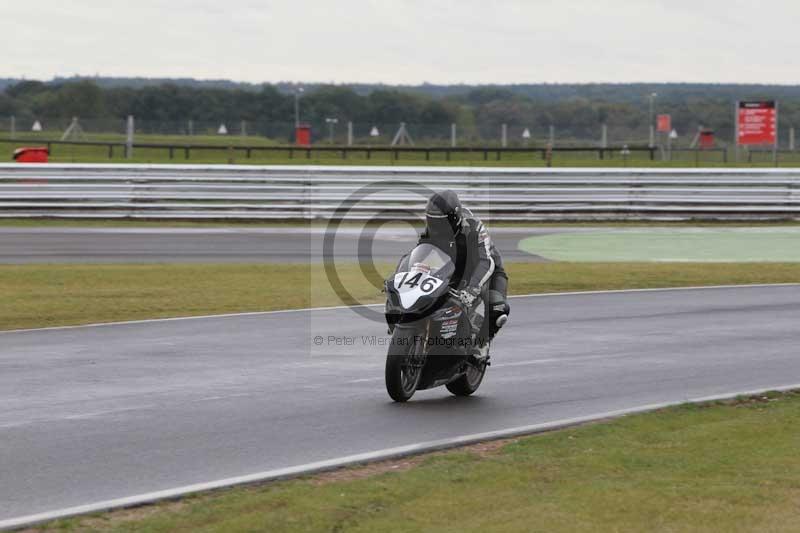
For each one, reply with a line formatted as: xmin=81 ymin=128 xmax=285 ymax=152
xmin=408 ymin=320 xmax=430 ymax=368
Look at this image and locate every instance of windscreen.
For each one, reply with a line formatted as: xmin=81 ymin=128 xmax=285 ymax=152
xmin=407 ymin=243 xmax=452 ymax=274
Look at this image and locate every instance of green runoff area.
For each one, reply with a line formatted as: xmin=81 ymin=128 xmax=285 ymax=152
xmin=520 ymin=227 xmax=800 ymax=262
xmin=33 ymin=390 xmax=800 ymax=532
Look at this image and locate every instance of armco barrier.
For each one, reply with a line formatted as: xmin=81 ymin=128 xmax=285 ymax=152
xmin=0 ymin=164 xmax=799 ymax=221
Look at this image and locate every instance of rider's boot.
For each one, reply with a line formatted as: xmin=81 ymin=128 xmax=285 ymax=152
xmin=470 ymin=342 xmax=490 ymax=365
xmin=469 ymin=312 xmax=507 ymax=366
xmin=469 ymin=321 xmax=491 ymax=365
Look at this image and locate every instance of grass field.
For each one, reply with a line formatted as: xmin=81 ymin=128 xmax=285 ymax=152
xmin=36 ymin=389 xmax=800 ymax=532
xmin=2 ymin=262 xmax=799 ymax=330
xmin=1 ymin=133 xmax=798 ymax=166
xmin=3 ymin=131 xmax=283 ymax=146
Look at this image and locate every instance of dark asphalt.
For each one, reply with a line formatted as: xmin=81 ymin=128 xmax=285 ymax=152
xmin=0 ymin=227 xmax=548 ymax=263
xmin=1 ymin=285 xmax=799 ymax=522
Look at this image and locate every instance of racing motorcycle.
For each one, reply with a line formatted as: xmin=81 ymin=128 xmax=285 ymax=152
xmin=383 ymin=242 xmax=502 ymax=402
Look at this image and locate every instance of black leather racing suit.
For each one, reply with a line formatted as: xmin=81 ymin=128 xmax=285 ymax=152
xmin=418 ymin=209 xmax=509 ymax=338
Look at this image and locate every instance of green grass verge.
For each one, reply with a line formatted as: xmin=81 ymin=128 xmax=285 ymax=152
xmin=2 ymin=262 xmax=799 ymax=330
xmin=40 ymin=390 xmax=800 ymax=532
xmin=0 ymin=218 xmax=318 ymax=228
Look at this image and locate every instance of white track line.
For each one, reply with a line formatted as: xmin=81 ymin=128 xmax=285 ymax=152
xmin=3 ymin=382 xmax=800 ymax=531
xmin=2 ymin=283 xmax=798 ymax=335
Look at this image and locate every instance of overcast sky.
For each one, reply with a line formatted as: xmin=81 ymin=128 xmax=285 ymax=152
xmin=2 ymin=0 xmax=798 ymax=85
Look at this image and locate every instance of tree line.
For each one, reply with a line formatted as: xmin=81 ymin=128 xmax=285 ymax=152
xmin=2 ymin=79 xmax=800 ymax=143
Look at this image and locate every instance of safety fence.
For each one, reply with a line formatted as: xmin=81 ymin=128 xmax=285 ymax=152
xmin=0 ymin=117 xmax=659 ymax=147
xmin=0 ymin=137 xmax=666 ymax=163
xmin=0 ymin=164 xmax=799 ymax=221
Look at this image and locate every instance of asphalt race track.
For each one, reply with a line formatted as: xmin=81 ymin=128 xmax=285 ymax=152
xmin=0 ymin=226 xmax=549 ymax=264
xmin=2 ymin=285 xmax=800 ymax=525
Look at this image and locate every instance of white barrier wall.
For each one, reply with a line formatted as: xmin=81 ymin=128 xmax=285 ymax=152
xmin=1 ymin=164 xmax=799 ymax=220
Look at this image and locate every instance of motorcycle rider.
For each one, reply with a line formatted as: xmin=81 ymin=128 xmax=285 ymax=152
xmin=418 ymin=189 xmax=509 ymax=359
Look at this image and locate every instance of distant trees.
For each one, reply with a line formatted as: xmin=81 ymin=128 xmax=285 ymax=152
xmin=4 ymin=79 xmax=800 ymax=143
xmin=11 ymin=80 xmax=108 ymax=119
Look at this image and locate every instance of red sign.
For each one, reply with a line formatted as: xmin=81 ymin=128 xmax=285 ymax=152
xmin=737 ymin=101 xmax=777 ymax=145
xmin=699 ymin=130 xmax=715 ymax=149
xmin=657 ymin=114 xmax=671 ymax=133
xmin=295 ymin=124 xmax=311 ymax=147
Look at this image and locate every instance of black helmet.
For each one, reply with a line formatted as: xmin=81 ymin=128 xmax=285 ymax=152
xmin=425 ymin=190 xmax=462 ymax=239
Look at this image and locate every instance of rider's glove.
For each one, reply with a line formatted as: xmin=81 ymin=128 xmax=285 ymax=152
xmin=458 ymin=286 xmax=481 ymax=308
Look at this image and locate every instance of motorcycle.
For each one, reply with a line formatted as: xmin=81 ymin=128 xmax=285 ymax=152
xmin=383 ymin=242 xmax=497 ymax=402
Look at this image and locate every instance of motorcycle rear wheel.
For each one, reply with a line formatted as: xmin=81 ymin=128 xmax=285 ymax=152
xmin=385 ymin=329 xmax=423 ymax=402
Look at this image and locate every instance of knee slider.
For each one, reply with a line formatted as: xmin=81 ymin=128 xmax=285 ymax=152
xmin=486 ymin=290 xmax=509 ymax=333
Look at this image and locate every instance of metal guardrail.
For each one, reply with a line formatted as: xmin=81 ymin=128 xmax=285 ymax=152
xmin=0 ymin=164 xmax=799 ymax=220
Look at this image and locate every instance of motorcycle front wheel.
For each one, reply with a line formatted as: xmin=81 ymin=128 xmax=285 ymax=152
xmin=385 ymin=328 xmax=423 ymax=402
xmin=446 ymin=348 xmax=488 ymax=396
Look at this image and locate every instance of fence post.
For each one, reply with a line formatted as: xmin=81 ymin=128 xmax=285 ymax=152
xmin=790 ymin=127 xmax=795 ymax=151
xmin=601 ymin=123 xmax=608 ymax=148
xmin=451 ymin=123 xmax=456 ymax=148
xmin=347 ymin=121 xmax=353 ymax=146
xmin=501 ymin=124 xmax=507 ymax=148
xmin=188 ymin=120 xmax=194 ymax=136
xmin=125 ymin=115 xmax=134 ymax=159
xmin=10 ymin=115 xmax=15 ymax=138
xmin=549 ymin=125 xmax=555 ymax=146
xmin=240 ymin=120 xmax=247 ymax=136
xmin=666 ymin=131 xmax=672 ymax=161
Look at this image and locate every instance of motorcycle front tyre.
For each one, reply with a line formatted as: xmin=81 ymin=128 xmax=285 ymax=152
xmin=385 ymin=328 xmax=423 ymax=402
